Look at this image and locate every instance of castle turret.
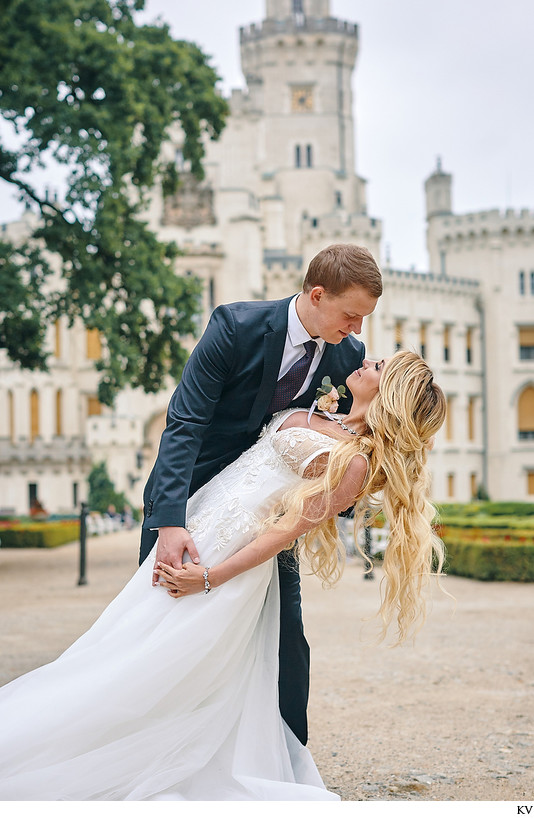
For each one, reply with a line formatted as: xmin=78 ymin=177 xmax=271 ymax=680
xmin=425 ymin=157 xmax=453 ymax=219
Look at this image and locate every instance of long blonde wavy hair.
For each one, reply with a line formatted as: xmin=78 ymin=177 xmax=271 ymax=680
xmin=273 ymin=350 xmax=447 ymax=645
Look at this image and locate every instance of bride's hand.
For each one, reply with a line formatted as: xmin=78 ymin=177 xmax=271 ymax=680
xmin=155 ymin=561 xmax=207 ymax=597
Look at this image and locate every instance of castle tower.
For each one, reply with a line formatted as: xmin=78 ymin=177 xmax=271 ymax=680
xmin=425 ymin=157 xmax=453 ymax=219
xmin=425 ymin=158 xmax=453 ymax=275
xmin=237 ymin=0 xmax=376 ymax=258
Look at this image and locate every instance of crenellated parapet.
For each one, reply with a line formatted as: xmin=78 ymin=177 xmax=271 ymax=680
xmin=430 ymin=207 xmax=534 ymax=244
xmin=240 ymin=17 xmax=358 ymax=43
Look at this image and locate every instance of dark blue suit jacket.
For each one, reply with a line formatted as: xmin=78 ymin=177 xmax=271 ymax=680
xmin=140 ymin=295 xmax=365 ymax=561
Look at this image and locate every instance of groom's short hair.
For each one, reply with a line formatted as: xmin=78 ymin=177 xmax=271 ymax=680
xmin=303 ymin=243 xmax=382 ymax=298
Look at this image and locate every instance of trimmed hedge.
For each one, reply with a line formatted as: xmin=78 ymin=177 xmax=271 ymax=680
xmin=0 ymin=523 xmax=80 ymax=549
xmin=437 ymin=501 xmax=534 ymax=518
xmin=443 ymin=539 xmax=534 ymax=582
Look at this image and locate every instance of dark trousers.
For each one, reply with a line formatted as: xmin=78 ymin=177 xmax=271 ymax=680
xmin=139 ymin=530 xmax=310 ymax=745
xmin=277 ymin=549 xmax=310 ymax=746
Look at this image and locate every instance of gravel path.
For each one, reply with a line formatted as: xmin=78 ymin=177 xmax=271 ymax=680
xmin=0 ymin=529 xmax=533 ymax=803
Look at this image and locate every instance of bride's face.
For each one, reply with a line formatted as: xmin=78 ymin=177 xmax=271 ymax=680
xmin=346 ymin=358 xmax=389 ymax=405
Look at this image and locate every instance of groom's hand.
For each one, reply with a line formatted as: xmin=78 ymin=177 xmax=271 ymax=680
xmin=152 ymin=526 xmax=200 ymax=586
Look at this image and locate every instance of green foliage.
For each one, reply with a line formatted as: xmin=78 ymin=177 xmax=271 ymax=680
xmin=443 ymin=539 xmax=534 ymax=582
xmin=0 ymin=522 xmax=80 ymax=548
xmin=87 ymin=461 xmax=128 ymax=514
xmin=436 ymin=501 xmax=534 ymax=518
xmin=0 ymin=0 xmax=228 ymax=403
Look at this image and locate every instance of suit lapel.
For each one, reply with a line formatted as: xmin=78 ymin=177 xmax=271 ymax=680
xmin=247 ymin=297 xmax=292 ymax=433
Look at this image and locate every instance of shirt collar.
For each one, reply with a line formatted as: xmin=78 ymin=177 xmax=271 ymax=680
xmin=287 ymin=294 xmax=325 ymax=352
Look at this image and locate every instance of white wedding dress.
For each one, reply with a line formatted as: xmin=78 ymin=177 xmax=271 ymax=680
xmin=0 ymin=410 xmax=341 ymax=801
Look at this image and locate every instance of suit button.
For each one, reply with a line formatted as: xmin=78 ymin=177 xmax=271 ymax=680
xmin=147 ymin=499 xmax=154 ymax=517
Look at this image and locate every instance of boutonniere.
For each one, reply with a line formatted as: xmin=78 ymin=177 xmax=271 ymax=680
xmin=307 ymin=376 xmax=347 ymax=424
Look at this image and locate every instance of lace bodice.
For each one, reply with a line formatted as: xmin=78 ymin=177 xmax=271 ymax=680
xmin=185 ymin=409 xmax=338 ymax=558
xmin=270 ymin=423 xmax=336 ymax=478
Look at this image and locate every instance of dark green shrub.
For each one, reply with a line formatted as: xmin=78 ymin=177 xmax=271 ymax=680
xmin=443 ymin=539 xmax=534 ymax=582
xmin=0 ymin=523 xmax=79 ymax=549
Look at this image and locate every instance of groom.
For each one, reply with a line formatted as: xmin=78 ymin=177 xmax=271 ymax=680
xmin=140 ymin=243 xmax=382 ymax=745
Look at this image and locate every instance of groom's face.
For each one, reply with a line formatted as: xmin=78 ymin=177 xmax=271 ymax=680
xmin=308 ymin=285 xmax=378 ymax=344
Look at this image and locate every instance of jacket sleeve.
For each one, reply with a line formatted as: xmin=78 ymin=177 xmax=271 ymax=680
xmin=144 ymin=305 xmax=237 ymax=529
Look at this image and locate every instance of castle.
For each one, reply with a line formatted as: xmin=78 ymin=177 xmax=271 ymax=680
xmin=1 ymin=0 xmax=533 ymax=515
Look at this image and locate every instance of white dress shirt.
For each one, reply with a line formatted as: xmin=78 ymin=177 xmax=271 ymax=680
xmin=277 ymin=294 xmax=325 ymax=399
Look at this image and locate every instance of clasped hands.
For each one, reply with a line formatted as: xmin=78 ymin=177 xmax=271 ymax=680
xmin=155 ymin=561 xmax=207 ymax=597
xmin=152 ymin=525 xmax=207 ymax=598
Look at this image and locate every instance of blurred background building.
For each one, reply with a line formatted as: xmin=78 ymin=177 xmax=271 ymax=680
xmin=1 ymin=0 xmax=533 ymax=515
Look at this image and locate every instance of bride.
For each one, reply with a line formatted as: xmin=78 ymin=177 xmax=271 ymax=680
xmin=0 ymin=351 xmax=445 ymax=801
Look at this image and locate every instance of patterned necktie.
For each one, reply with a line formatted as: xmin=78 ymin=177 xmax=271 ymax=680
xmin=268 ymin=340 xmax=317 ymax=414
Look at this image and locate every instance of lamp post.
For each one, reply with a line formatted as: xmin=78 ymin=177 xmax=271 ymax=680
xmin=78 ymin=502 xmax=88 ymax=586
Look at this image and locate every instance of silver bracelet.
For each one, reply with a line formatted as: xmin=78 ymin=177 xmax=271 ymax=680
xmin=203 ymin=567 xmax=211 ymax=594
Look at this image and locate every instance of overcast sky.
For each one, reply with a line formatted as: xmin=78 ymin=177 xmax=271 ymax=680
xmin=2 ymin=0 xmax=533 ymax=272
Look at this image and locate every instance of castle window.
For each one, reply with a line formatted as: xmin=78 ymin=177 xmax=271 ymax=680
xmin=419 ymin=323 xmax=427 ymax=359
xmin=292 ymin=0 xmax=304 ymax=25
xmin=87 ymin=396 xmax=102 ymax=417
xmin=8 ymin=390 xmax=14 ymax=442
xmin=30 ymin=388 xmax=39 ymax=443
xmin=394 ymin=320 xmax=403 ymax=352
xmin=208 ymin=277 xmax=216 ymax=313
xmin=467 ymin=396 xmax=476 ymax=441
xmin=295 ymin=145 xmax=301 ymax=168
xmin=54 ymin=319 xmax=61 ymax=358
xmin=86 ymin=327 xmax=102 ymax=360
xmin=519 ymin=327 xmax=534 ymax=360
xmin=470 ymin=472 xmax=478 ymax=499
xmin=446 ymin=395 xmax=454 ymax=441
xmin=335 ymin=191 xmax=342 ymax=207
xmin=518 ymin=386 xmax=534 ymax=440
xmin=306 ymin=144 xmax=313 ymax=167
xmin=528 ymin=470 xmax=534 ymax=496
xmin=519 ymin=270 xmax=525 ymax=295
xmin=56 ymin=389 xmax=63 ymax=436
xmin=466 ymin=327 xmax=473 ymax=364
xmin=447 ymin=473 xmax=455 ymax=499
xmin=443 ymin=325 xmax=451 ymax=362
xmin=531 ymin=271 xmax=534 ymax=295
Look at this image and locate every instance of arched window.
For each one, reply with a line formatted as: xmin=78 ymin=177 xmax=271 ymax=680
xmin=518 ymin=386 xmax=534 ymax=440
xmin=295 ymin=145 xmax=301 ymax=168
xmin=306 ymin=144 xmax=313 ymax=167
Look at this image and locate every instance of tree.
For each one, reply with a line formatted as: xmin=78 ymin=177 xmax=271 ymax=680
xmin=0 ymin=0 xmax=228 ymax=404
xmin=87 ymin=461 xmax=129 ymax=514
